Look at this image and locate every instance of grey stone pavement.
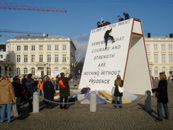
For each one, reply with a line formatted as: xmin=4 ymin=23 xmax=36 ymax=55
xmin=0 ymin=80 xmax=173 ymax=130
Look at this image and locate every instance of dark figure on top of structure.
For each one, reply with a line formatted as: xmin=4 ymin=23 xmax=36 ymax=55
xmin=104 ymin=28 xmax=115 ymax=49
xmin=123 ymin=12 xmax=129 ymax=20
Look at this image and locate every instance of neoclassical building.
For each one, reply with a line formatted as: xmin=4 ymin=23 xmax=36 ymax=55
xmin=145 ymin=36 xmax=173 ymax=79
xmin=5 ymin=35 xmax=76 ymax=78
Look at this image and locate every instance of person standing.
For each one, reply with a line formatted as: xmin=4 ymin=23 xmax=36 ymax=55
xmin=0 ymin=75 xmax=15 ymax=123
xmin=37 ymin=79 xmax=44 ymax=95
xmin=152 ymin=72 xmax=169 ymax=121
xmin=25 ymin=74 xmax=37 ymax=110
xmin=43 ymin=76 xmax=55 ymax=109
xmin=58 ymin=72 xmax=72 ymax=110
xmin=12 ymin=76 xmax=23 ymax=112
xmin=114 ymin=75 xmax=123 ymax=108
xmin=123 ymin=12 xmax=129 ymax=20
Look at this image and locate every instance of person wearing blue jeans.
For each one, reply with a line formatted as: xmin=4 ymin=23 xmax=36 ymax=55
xmin=0 ymin=75 xmax=15 ymax=123
xmin=152 ymin=72 xmax=170 ymax=122
xmin=1 ymin=104 xmax=12 ymax=122
xmin=114 ymin=75 xmax=123 ymax=108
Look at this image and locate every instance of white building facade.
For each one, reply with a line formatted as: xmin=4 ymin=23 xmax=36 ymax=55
xmin=5 ymin=35 xmax=76 ymax=78
xmin=145 ymin=37 xmax=173 ymax=79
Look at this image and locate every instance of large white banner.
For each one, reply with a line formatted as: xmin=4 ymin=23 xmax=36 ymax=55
xmin=79 ymin=19 xmax=133 ymax=92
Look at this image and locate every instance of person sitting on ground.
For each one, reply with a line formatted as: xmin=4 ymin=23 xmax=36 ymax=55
xmin=118 ymin=15 xmax=124 ymax=22
xmin=123 ymin=12 xmax=129 ymax=20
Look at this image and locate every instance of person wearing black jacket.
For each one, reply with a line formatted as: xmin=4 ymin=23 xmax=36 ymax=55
xmin=104 ymin=28 xmax=115 ymax=49
xmin=57 ymin=72 xmax=72 ymax=110
xmin=43 ymin=76 xmax=55 ymax=109
xmin=118 ymin=15 xmax=124 ymax=22
xmin=123 ymin=12 xmax=129 ymax=20
xmin=12 ymin=76 xmax=23 ymax=111
xmin=114 ymin=75 xmax=123 ymax=108
xmin=25 ymin=74 xmax=37 ymax=110
xmin=152 ymin=72 xmax=169 ymax=121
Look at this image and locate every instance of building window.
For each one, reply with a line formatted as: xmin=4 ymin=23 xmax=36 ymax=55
xmin=146 ymin=45 xmax=150 ymax=51
xmin=47 ymin=68 xmax=51 ymax=75
xmin=17 ymin=68 xmax=20 ymax=75
xmin=170 ymin=67 xmax=173 ymax=75
xmin=154 ymin=67 xmax=158 ymax=75
xmin=169 ymin=45 xmax=172 ymax=50
xmin=162 ymin=54 xmax=165 ymax=62
xmin=0 ymin=55 xmax=2 ymax=59
xmin=154 ymin=45 xmax=158 ymax=50
xmin=62 ymin=45 xmax=66 ymax=50
xmin=31 ymin=45 xmax=35 ymax=51
xmin=17 ymin=46 xmax=20 ymax=51
xmin=31 ymin=68 xmax=35 ymax=75
xmin=17 ymin=55 xmax=20 ymax=62
xmin=162 ymin=67 xmax=166 ymax=72
xmin=154 ymin=54 xmax=158 ymax=62
xmin=147 ymin=54 xmax=150 ymax=62
xmin=161 ymin=45 xmax=165 ymax=51
xmin=47 ymin=55 xmax=51 ymax=62
xmin=31 ymin=55 xmax=35 ymax=62
xmin=47 ymin=45 xmax=51 ymax=50
xmin=24 ymin=45 xmax=28 ymax=51
xmin=24 ymin=67 xmax=27 ymax=74
xmin=55 ymin=45 xmax=59 ymax=50
xmin=39 ymin=45 xmax=43 ymax=51
xmin=62 ymin=54 xmax=66 ymax=62
xmin=55 ymin=55 xmax=58 ymax=62
xmin=169 ymin=54 xmax=173 ymax=62
xmin=39 ymin=55 xmax=43 ymax=62
xmin=24 ymin=55 xmax=28 ymax=62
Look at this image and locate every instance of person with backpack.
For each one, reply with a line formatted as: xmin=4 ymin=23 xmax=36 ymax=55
xmin=57 ymin=72 xmax=72 ymax=110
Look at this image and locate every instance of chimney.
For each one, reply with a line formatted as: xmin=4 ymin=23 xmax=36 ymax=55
xmin=170 ymin=33 xmax=173 ymax=38
xmin=147 ymin=33 xmax=151 ymax=38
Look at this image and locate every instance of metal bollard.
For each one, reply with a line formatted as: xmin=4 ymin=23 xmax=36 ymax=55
xmin=90 ymin=91 xmax=96 ymax=112
xmin=145 ymin=90 xmax=151 ymax=113
xmin=33 ymin=92 xmax=39 ymax=113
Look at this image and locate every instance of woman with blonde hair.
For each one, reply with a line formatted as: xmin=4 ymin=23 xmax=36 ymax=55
xmin=114 ymin=75 xmax=123 ymax=108
xmin=152 ymin=72 xmax=169 ymax=121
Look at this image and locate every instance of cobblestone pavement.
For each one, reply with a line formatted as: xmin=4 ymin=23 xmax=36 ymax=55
xmin=0 ymin=80 xmax=173 ymax=130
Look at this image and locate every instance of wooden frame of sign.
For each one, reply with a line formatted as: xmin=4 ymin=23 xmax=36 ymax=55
xmin=79 ymin=18 xmax=152 ymax=95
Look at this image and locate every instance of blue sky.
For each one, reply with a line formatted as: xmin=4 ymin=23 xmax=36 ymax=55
xmin=0 ymin=0 xmax=173 ymax=58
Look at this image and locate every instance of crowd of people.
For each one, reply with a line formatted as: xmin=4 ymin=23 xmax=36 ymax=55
xmin=97 ymin=12 xmax=130 ymax=28
xmin=0 ymin=72 xmax=72 ymax=122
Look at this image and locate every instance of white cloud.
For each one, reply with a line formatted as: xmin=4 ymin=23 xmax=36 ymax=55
xmin=72 ymin=33 xmax=89 ymax=59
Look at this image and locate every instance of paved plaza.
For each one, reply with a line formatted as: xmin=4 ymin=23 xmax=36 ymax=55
xmin=0 ymin=80 xmax=173 ymax=130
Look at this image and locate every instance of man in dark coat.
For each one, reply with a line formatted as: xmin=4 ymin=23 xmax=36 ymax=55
xmin=123 ymin=12 xmax=129 ymax=20
xmin=25 ymin=74 xmax=37 ymax=110
xmin=12 ymin=76 xmax=23 ymax=111
xmin=58 ymin=72 xmax=72 ymax=109
xmin=43 ymin=76 xmax=55 ymax=109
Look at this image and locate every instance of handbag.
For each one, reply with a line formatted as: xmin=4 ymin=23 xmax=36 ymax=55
xmin=118 ymin=86 xmax=124 ymax=93
xmin=10 ymin=102 xmax=18 ymax=117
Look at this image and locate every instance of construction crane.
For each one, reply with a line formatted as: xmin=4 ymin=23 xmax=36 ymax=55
xmin=0 ymin=29 xmax=43 ymax=34
xmin=0 ymin=1 xmax=67 ymax=13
